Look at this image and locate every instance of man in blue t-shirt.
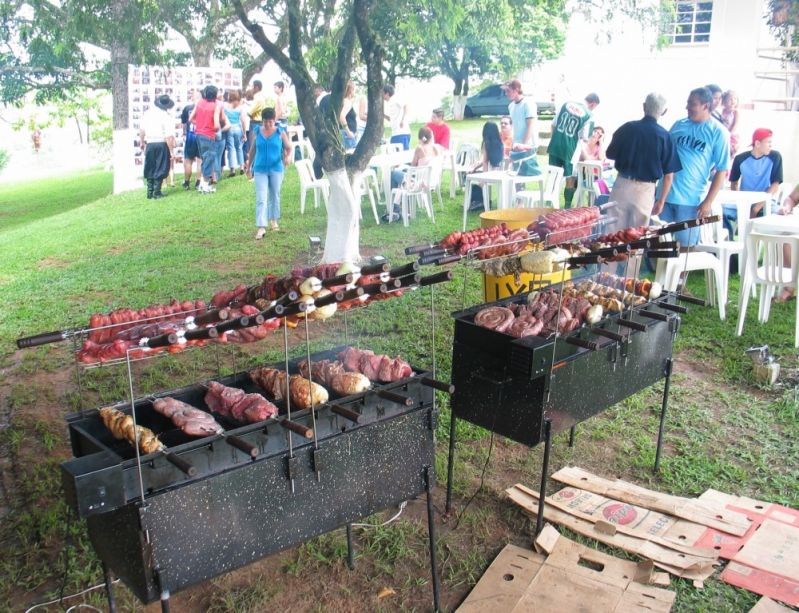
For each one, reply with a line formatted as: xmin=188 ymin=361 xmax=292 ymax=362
xmin=727 ymin=128 xmax=783 ymax=222
xmin=658 ymin=87 xmax=730 ymax=247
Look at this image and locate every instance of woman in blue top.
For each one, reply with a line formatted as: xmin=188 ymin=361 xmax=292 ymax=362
xmin=223 ymin=90 xmax=247 ymax=176
xmin=246 ymin=108 xmax=292 ymax=239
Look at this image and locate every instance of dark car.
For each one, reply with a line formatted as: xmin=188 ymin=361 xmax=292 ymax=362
xmin=464 ymin=84 xmax=555 ymax=118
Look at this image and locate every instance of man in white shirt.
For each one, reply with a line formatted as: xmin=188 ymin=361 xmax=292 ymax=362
xmin=383 ymin=84 xmax=411 ymax=150
xmin=139 ymin=94 xmax=176 ymax=199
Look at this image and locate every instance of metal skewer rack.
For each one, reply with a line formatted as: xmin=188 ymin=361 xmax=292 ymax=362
xmin=15 ymin=259 xmax=456 ymax=613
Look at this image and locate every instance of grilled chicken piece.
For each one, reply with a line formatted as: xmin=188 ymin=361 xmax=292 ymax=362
xmin=99 ymin=406 xmax=164 ymax=454
xmin=152 ymin=397 xmax=223 ymax=437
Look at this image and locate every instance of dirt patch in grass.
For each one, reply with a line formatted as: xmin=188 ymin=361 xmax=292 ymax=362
xmin=36 ymin=256 xmax=72 ymax=270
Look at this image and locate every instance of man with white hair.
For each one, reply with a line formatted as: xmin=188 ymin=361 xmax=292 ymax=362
xmin=605 ymin=92 xmax=682 ymax=231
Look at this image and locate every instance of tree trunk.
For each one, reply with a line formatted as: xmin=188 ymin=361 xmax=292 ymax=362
xmin=452 ymin=95 xmax=467 ymax=120
xmin=73 ymin=115 xmax=84 ymax=144
xmin=110 ymin=0 xmax=133 ymax=193
xmin=191 ymin=41 xmax=213 ymax=67
xmin=323 ymin=169 xmax=361 ymax=263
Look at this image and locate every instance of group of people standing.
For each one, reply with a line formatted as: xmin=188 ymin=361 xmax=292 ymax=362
xmin=140 ymin=79 xmax=292 ymax=238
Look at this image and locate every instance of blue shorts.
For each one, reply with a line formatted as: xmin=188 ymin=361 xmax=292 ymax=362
xmin=659 ymin=202 xmax=700 ymax=247
xmin=184 ymin=132 xmax=199 ymax=160
xmin=390 ymin=134 xmax=411 ymax=150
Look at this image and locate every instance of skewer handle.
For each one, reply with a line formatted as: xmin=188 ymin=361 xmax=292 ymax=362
xmin=330 ymin=404 xmax=361 ymax=423
xmin=280 ymin=418 xmax=314 ymax=439
xmin=639 ymin=310 xmax=669 ymax=322
xmin=183 ymin=327 xmax=219 ymax=341
xmin=215 ymin=316 xmax=252 ymax=334
xmin=339 ymin=287 xmax=366 ymax=302
xmin=588 ymin=327 xmax=626 ymax=343
xmin=389 ymin=261 xmax=420 ymax=278
xmin=420 ymin=377 xmax=455 ymax=394
xmin=314 ymin=290 xmax=344 ymax=308
xmin=419 ymin=270 xmax=454 ymax=287
xmin=224 ymin=434 xmax=259 ymax=458
xmin=435 ymin=254 xmax=463 ymax=266
xmin=418 ymin=246 xmax=446 ymax=259
xmin=565 ymin=336 xmax=600 ymax=351
xmin=617 ymin=318 xmax=648 ymax=332
xmin=275 ymin=291 xmax=300 ymax=307
xmin=321 ymin=273 xmax=354 ymax=288
xmin=376 ymin=389 xmax=414 ymax=406
xmin=396 ymin=273 xmax=421 ymax=289
xmin=655 ymin=301 xmax=688 ymax=314
xmin=359 ymin=261 xmax=391 ymax=275
xmin=164 ymin=452 xmax=197 ymax=477
xmin=405 ymin=243 xmax=436 ymax=255
xmin=280 ymin=301 xmax=309 ymax=318
xmin=675 ymin=293 xmax=707 ymax=306
xmin=646 ymin=250 xmax=679 ymax=258
xmin=145 ymin=333 xmax=178 ymax=348
xmin=360 ymin=282 xmax=390 ymax=296
xmin=194 ymin=308 xmax=229 ymax=326
xmin=16 ymin=330 xmax=69 ymax=349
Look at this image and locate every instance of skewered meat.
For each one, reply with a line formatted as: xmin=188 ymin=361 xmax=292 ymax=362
xmin=249 ymin=367 xmax=329 ymax=410
xmin=152 ymin=397 xmax=223 ymax=436
xmin=204 ymin=381 xmax=278 ymax=423
xmin=98 ymin=406 xmax=163 ymax=454
xmin=298 ymin=359 xmax=371 ymax=396
xmin=87 ymin=299 xmax=206 ymax=344
xmin=336 ymin=347 xmax=413 ymax=382
xmin=528 ymin=207 xmax=600 ymax=242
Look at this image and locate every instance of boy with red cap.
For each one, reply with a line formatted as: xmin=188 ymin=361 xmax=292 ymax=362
xmin=723 ymin=127 xmax=783 ymax=238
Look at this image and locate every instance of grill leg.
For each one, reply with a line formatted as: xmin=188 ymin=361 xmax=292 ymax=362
xmin=425 ymin=465 xmax=441 ymax=613
xmin=445 ymin=412 xmax=457 ymax=514
xmin=568 ymin=425 xmax=576 ymax=448
xmin=346 ymin=523 xmax=355 ymax=570
xmin=535 ymin=418 xmax=553 ymax=536
xmin=654 ymin=358 xmax=673 ymax=472
xmin=160 ymin=590 xmax=170 ymax=613
xmin=102 ymin=563 xmax=117 ymax=613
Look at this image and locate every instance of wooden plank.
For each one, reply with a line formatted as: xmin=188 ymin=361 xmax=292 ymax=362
xmin=552 ymin=466 xmax=750 ymax=536
xmin=749 ymin=596 xmax=797 ymax=613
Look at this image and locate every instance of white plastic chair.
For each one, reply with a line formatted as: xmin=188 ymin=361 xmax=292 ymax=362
xmin=450 ymin=144 xmax=480 ymax=197
xmin=572 ymin=161 xmax=603 ymax=207
xmin=695 ymin=204 xmax=745 ymax=305
xmin=352 ymin=172 xmax=380 ymax=225
xmin=295 ymin=159 xmax=329 ymax=214
xmin=515 ymin=165 xmax=564 ymax=209
xmin=736 ymin=231 xmax=799 ymax=347
xmin=390 ymin=165 xmax=434 ymax=227
xmin=380 ymin=142 xmax=403 ymax=155
xmin=654 ymin=233 xmax=726 ymax=320
xmin=428 ymin=157 xmax=445 ymax=209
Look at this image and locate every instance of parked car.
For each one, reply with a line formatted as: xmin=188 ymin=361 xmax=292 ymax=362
xmin=464 ymin=84 xmax=555 ymax=118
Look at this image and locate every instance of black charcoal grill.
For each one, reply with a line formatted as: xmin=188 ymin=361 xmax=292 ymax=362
xmin=61 ymin=347 xmax=449 ymax=611
xmin=445 ymin=278 xmax=686 ymax=532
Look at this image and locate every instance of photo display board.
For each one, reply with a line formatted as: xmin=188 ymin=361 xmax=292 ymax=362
xmin=128 ymin=65 xmax=242 ymax=173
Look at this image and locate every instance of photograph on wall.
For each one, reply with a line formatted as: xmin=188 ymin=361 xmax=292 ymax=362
xmin=127 ymin=65 xmax=243 ymax=178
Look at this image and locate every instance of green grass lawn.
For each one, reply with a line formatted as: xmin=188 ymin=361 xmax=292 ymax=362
xmin=0 ymin=126 xmax=797 ymax=612
xmin=0 ymin=168 xmax=112 ymax=232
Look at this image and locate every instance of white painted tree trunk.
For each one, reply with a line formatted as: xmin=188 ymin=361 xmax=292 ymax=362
xmin=452 ymin=95 xmax=467 ymax=121
xmin=322 ymin=168 xmax=361 ymax=264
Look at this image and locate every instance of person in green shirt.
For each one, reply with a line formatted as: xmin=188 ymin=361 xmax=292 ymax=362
xmin=547 ymin=93 xmax=600 ymax=207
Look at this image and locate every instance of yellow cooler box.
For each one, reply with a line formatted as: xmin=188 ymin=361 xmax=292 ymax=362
xmin=479 ymin=208 xmax=571 ymax=302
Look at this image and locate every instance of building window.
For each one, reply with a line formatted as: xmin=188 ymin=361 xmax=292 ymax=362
xmin=669 ymin=1 xmax=713 ymax=45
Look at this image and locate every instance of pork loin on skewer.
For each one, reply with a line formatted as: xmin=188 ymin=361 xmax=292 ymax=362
xmin=249 ymin=367 xmax=329 ymax=410
xmin=337 ymin=347 xmax=413 ymax=383
xmin=297 ymin=359 xmax=371 ymax=396
xmin=152 ymin=397 xmax=223 ymax=437
xmin=204 ymin=381 xmax=278 ymax=423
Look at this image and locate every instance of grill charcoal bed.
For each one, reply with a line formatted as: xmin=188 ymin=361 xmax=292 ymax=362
xmin=61 ymin=347 xmax=441 ymax=609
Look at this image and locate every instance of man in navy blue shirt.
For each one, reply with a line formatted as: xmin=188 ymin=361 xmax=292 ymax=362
xmin=731 ymin=128 xmax=783 ymax=209
xmin=606 ymin=92 xmax=682 ymax=232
